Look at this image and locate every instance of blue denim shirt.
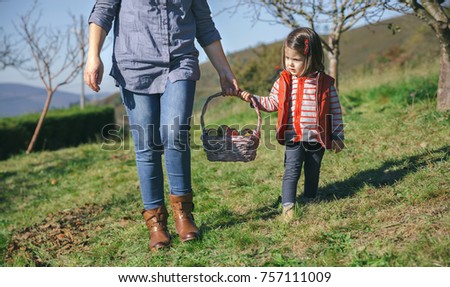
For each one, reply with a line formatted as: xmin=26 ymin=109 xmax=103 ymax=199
xmin=89 ymin=0 xmax=221 ymax=94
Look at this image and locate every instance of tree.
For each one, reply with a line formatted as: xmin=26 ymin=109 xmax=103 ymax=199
xmin=387 ymin=0 xmax=450 ymax=111
xmin=16 ymin=2 xmax=84 ymax=154
xmin=0 ymin=28 xmax=24 ymax=70
xmin=225 ymin=0 xmax=388 ymax=90
xmin=71 ymin=13 xmax=88 ymax=109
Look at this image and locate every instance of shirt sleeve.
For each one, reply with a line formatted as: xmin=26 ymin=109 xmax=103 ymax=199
xmin=88 ymin=0 xmax=121 ymax=34
xmin=191 ymin=0 xmax=222 ymax=47
xmin=329 ymin=85 xmax=345 ymax=141
xmin=253 ymin=79 xmax=280 ymax=112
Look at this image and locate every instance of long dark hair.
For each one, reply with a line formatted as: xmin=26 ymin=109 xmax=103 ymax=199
xmin=282 ymin=27 xmax=325 ymax=76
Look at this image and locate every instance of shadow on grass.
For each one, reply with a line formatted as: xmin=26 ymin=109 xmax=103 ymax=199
xmin=317 ymin=145 xmax=449 ymax=201
xmin=200 ymin=196 xmax=281 ymax=233
xmin=202 ymin=145 xmax=448 ymax=231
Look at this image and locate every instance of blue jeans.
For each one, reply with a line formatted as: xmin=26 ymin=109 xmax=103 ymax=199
xmin=121 ymin=80 xmax=196 ymax=210
xmin=282 ymin=141 xmax=325 ymax=205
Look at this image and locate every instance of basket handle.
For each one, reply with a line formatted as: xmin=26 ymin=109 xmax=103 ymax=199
xmin=200 ymin=92 xmax=262 ymax=138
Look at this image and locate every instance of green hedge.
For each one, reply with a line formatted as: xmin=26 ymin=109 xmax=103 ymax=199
xmin=0 ymin=105 xmax=115 ymax=160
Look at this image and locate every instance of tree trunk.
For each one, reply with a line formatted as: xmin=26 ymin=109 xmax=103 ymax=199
xmin=327 ymin=35 xmax=340 ymax=91
xmin=79 ymin=14 xmax=86 ymax=110
xmin=26 ymin=90 xmax=54 ymax=154
xmin=80 ymin=73 xmax=85 ymax=109
xmin=328 ymin=53 xmax=339 ymax=91
xmin=437 ymin=35 xmax=450 ymax=112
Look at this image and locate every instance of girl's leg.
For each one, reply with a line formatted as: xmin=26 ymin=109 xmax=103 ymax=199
xmin=303 ymin=142 xmax=325 ymax=198
xmin=159 ymin=80 xmax=196 ymax=195
xmin=121 ymin=88 xmax=165 ymax=210
xmin=281 ymin=142 xmax=305 ymax=206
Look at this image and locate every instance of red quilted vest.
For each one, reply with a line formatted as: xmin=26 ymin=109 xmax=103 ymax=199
xmin=276 ymin=70 xmax=335 ymax=149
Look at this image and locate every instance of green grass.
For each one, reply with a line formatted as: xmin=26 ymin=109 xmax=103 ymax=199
xmin=1 ymin=72 xmax=449 ymax=267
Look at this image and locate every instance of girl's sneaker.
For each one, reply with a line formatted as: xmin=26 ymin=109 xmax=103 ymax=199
xmin=281 ymin=203 xmax=295 ymax=222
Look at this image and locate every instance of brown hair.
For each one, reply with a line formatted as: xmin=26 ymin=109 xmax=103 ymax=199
xmin=282 ymin=27 xmax=325 ymax=76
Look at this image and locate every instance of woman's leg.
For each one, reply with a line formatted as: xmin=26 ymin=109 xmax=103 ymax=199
xmin=160 ymin=80 xmax=199 ymax=242
xmin=121 ymin=88 xmax=165 ymax=210
xmin=159 ymin=80 xmax=196 ymax=195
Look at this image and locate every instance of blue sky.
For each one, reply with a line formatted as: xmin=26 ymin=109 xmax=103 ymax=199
xmin=0 ymin=0 xmax=398 ymax=95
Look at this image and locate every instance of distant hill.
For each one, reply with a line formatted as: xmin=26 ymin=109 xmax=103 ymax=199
xmin=0 ymin=83 xmax=111 ymax=118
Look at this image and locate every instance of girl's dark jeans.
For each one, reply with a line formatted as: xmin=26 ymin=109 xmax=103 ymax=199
xmin=282 ymin=141 xmax=325 ymax=205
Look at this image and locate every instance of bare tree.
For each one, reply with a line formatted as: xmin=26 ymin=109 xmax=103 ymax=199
xmin=16 ymin=2 xmax=83 ymax=154
xmin=0 ymin=28 xmax=24 ymax=70
xmin=387 ymin=0 xmax=449 ymax=111
xmin=224 ymin=0 xmax=388 ymax=90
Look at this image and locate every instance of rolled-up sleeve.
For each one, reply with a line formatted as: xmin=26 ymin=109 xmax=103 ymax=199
xmin=191 ymin=0 xmax=221 ymax=47
xmin=88 ymin=0 xmax=121 ymax=34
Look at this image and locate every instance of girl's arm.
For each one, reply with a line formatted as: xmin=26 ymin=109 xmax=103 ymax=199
xmin=329 ymin=85 xmax=345 ymax=153
xmin=239 ymin=79 xmax=281 ymax=112
xmin=84 ymin=23 xmax=107 ymax=92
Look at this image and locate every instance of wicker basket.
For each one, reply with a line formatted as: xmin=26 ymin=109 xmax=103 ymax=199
xmin=200 ymin=92 xmax=261 ymax=162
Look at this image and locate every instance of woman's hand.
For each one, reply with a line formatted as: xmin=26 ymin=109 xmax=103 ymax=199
xmin=219 ymin=70 xmax=239 ymax=96
xmin=239 ymin=90 xmax=253 ymax=103
xmin=84 ymin=24 xmax=107 ymax=93
xmin=332 ymin=140 xmax=345 ymax=153
xmin=203 ymin=40 xmax=241 ymax=96
xmin=84 ymin=55 xmax=104 ymax=93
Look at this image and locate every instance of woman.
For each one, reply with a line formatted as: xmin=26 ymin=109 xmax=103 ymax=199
xmin=84 ymin=0 xmax=239 ymax=251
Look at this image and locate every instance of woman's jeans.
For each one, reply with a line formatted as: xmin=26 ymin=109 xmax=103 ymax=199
xmin=282 ymin=141 xmax=325 ymax=206
xmin=121 ymin=80 xmax=196 ymax=210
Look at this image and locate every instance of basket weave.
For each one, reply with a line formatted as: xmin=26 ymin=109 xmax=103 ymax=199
xmin=200 ymin=92 xmax=261 ymax=162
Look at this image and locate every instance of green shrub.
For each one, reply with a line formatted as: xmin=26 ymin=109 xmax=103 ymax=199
xmin=0 ymin=105 xmax=115 ymax=160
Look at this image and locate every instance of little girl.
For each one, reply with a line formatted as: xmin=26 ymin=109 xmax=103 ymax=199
xmin=240 ymin=27 xmax=345 ymax=220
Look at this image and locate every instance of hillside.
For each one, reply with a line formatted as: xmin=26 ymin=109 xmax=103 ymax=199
xmin=0 ymin=83 xmax=111 ymax=118
xmin=195 ymin=14 xmax=439 ymax=102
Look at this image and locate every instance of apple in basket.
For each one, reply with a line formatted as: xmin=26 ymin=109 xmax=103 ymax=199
xmin=226 ymin=128 xmax=239 ymax=137
xmin=240 ymin=129 xmax=253 ymax=137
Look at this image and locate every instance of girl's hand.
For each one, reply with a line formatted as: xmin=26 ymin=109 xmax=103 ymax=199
xmin=332 ymin=140 xmax=345 ymax=153
xmin=239 ymin=90 xmax=253 ymax=103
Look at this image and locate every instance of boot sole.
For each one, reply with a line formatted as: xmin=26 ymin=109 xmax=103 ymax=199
xmin=180 ymin=234 xmax=200 ymax=242
xmin=150 ymin=242 xmax=171 ymax=252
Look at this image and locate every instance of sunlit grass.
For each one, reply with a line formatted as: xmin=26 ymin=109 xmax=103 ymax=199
xmin=1 ymin=71 xmax=449 ymax=266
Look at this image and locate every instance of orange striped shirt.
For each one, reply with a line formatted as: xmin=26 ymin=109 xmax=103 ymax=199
xmin=254 ymin=74 xmax=344 ymax=142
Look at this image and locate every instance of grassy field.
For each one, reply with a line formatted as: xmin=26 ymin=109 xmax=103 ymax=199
xmin=1 ymin=66 xmax=449 ymax=266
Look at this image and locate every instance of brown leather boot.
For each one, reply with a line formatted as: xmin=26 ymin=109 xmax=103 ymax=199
xmin=169 ymin=193 xmax=200 ymax=242
xmin=141 ymin=206 xmax=171 ymax=251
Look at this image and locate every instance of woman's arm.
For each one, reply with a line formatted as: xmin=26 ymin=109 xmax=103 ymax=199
xmin=84 ymin=24 xmax=107 ymax=92
xmin=191 ymin=0 xmax=238 ymax=95
xmin=203 ymin=40 xmax=239 ymax=96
